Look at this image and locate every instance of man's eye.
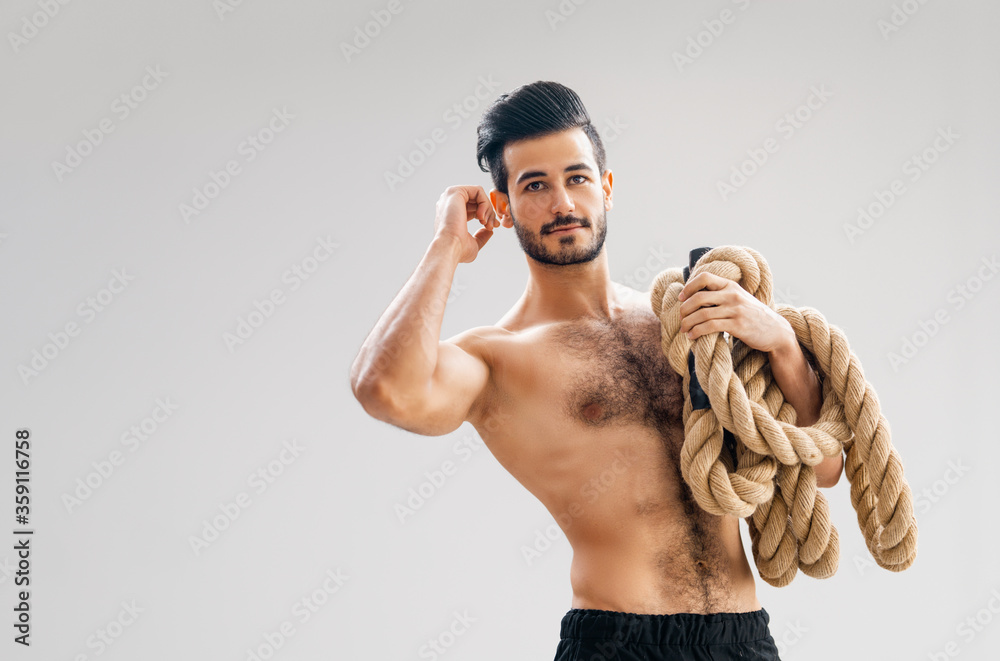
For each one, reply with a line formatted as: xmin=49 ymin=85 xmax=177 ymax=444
xmin=525 ymin=181 xmax=543 ymax=191
xmin=570 ymin=175 xmax=587 ymax=184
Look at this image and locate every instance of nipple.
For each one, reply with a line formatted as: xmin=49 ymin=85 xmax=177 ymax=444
xmin=581 ymin=402 xmax=604 ymax=421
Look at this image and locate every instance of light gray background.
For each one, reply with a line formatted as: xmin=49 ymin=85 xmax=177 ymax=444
xmin=2 ymin=1 xmax=999 ymax=659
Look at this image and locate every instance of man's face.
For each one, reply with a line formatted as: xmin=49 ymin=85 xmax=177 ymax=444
xmin=492 ymin=128 xmax=613 ymax=266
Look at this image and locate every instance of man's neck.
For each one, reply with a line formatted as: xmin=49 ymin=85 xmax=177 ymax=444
xmin=514 ymin=251 xmax=627 ymax=325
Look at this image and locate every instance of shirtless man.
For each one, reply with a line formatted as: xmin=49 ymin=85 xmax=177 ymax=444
xmin=350 ymin=81 xmax=844 ymax=660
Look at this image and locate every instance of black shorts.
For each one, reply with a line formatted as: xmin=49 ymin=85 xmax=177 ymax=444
xmin=553 ymin=607 xmax=781 ymax=660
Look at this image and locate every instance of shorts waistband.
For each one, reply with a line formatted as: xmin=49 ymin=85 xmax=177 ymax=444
xmin=560 ymin=607 xmax=772 ymax=647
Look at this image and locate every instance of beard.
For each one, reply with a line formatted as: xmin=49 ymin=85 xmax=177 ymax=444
xmin=509 ymin=207 xmax=608 ymax=266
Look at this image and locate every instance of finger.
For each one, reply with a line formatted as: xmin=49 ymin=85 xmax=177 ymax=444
xmin=680 ymin=305 xmax=730 ymax=334
xmin=679 ymin=285 xmax=738 ymax=319
xmin=461 ymin=186 xmax=492 ymax=219
xmin=473 ymin=226 xmax=493 ymax=251
xmin=686 ymin=316 xmax=733 ymax=340
xmin=476 ymin=205 xmax=498 ymax=230
xmin=466 ymin=198 xmax=498 ymax=229
xmin=678 ymin=272 xmax=729 ymax=301
xmin=678 ymin=271 xmax=717 ymax=301
xmin=679 ymin=287 xmax=732 ymax=318
xmin=478 ymin=198 xmax=498 ymax=228
xmin=457 ymin=184 xmax=489 ymax=203
xmin=485 ymin=199 xmax=499 ymax=227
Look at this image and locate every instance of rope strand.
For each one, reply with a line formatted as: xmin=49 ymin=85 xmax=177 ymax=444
xmin=650 ymin=245 xmax=918 ymax=586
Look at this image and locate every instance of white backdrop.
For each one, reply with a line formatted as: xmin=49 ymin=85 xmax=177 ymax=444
xmin=2 ymin=1 xmax=999 ymax=659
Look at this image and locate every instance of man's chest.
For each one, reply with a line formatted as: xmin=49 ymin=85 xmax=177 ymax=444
xmin=558 ymin=314 xmax=684 ymax=430
xmin=493 ymin=307 xmax=685 ymax=434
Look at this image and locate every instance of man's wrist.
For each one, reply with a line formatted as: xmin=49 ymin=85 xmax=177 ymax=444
xmin=766 ymin=321 xmax=800 ymax=360
xmin=429 ymin=232 xmax=465 ymax=263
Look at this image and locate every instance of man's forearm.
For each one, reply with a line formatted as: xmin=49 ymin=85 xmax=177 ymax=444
xmin=767 ymin=328 xmax=843 ymax=486
xmin=767 ymin=329 xmax=822 ymax=427
xmin=350 ymin=234 xmax=463 ymax=402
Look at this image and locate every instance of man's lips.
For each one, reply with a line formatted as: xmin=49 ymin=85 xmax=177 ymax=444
xmin=547 ymin=225 xmax=584 ymax=234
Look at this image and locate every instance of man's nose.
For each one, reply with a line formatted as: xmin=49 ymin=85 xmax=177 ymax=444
xmin=550 ymin=184 xmax=574 ymax=215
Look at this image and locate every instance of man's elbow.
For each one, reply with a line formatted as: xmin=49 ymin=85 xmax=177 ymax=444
xmin=815 ymin=452 xmax=844 ymax=488
xmin=352 ymin=378 xmax=460 ymax=437
xmin=353 ymin=376 xmax=410 ymax=425
xmin=817 ymin=472 xmax=841 ymax=489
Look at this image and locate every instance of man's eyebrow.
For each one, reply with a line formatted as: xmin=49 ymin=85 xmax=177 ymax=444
xmin=514 ymin=163 xmax=594 ymax=186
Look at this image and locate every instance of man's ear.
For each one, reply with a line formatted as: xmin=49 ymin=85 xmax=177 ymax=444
xmin=490 ymin=190 xmax=514 ymax=228
xmin=602 ymin=169 xmax=614 ymax=211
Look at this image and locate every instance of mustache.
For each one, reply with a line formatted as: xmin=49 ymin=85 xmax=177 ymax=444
xmin=544 ymin=216 xmax=590 ymax=233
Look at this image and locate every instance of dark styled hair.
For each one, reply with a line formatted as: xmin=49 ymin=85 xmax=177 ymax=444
xmin=475 ymin=81 xmax=606 ymax=194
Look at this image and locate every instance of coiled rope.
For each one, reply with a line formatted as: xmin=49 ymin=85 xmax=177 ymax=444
xmin=649 ymin=245 xmax=918 ymax=586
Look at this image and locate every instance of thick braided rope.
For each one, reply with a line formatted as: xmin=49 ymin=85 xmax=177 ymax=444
xmin=650 ymin=246 xmax=918 ymax=586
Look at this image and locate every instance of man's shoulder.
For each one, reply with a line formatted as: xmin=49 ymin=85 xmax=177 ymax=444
xmin=612 ymin=280 xmax=651 ymax=303
xmin=443 ymin=320 xmax=554 ymax=369
xmin=442 ymin=325 xmax=512 ymax=361
xmin=443 ymin=282 xmax=656 ymax=357
xmin=441 ymin=325 xmax=520 ymax=426
xmin=612 ymin=281 xmax=657 ymax=319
